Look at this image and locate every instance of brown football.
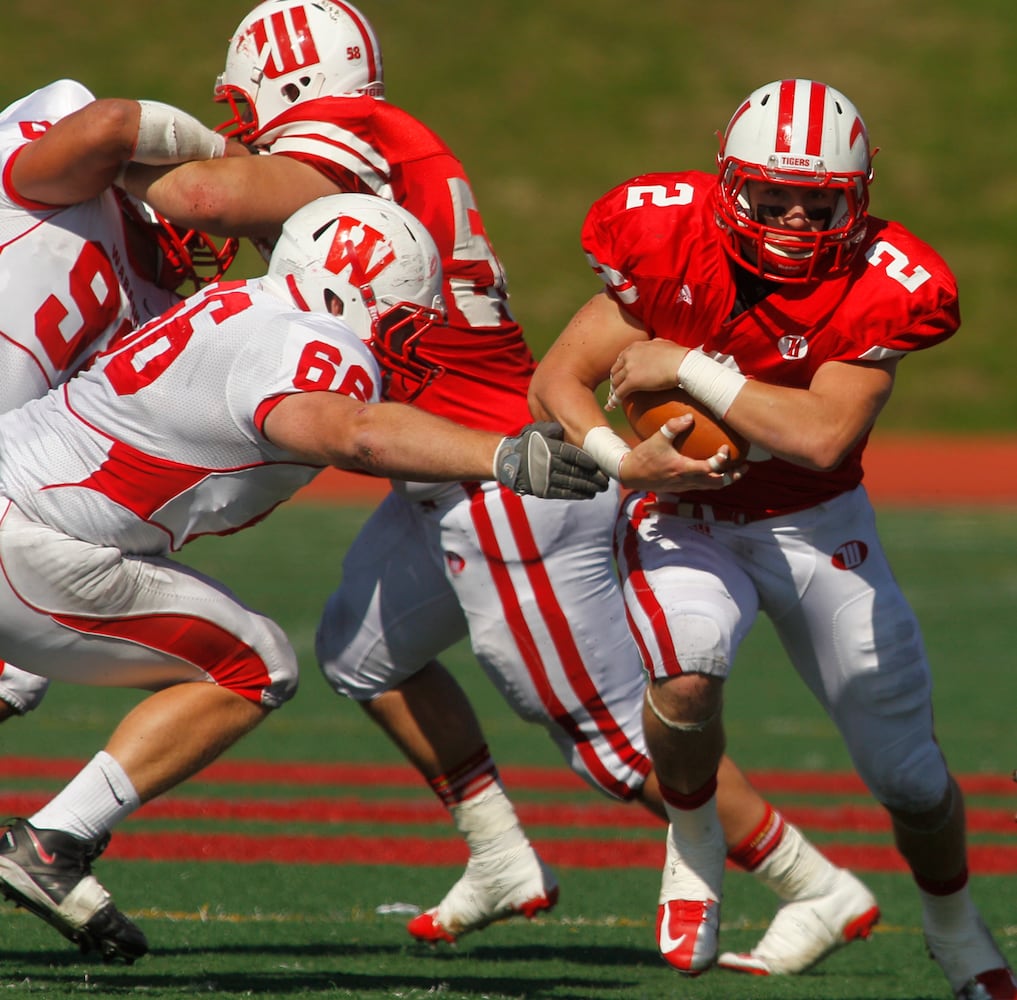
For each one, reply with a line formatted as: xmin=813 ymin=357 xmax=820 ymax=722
xmin=621 ymin=388 xmax=749 ymax=463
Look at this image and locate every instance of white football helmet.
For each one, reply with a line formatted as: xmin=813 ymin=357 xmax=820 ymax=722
xmin=715 ymin=79 xmax=874 ymax=282
xmin=266 ymin=193 xmax=446 ymax=399
xmin=215 ymin=0 xmax=383 ymax=143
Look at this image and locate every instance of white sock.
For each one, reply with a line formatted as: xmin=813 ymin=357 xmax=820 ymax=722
xmin=663 ymin=797 xmax=726 ymax=900
xmin=30 ymin=751 xmax=140 ymax=841
xmin=450 ymin=782 xmax=528 ymax=861
xmin=753 ymin=821 xmax=840 ymax=902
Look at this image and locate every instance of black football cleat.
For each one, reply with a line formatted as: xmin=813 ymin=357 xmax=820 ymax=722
xmin=0 ymin=817 xmax=147 ymax=963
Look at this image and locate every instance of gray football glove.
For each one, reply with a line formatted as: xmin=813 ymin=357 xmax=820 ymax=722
xmin=494 ymin=422 xmax=610 ymax=500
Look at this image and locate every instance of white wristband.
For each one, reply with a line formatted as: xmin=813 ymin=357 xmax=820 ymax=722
xmin=676 ymin=351 xmax=747 ymax=419
xmin=583 ymin=425 xmax=632 ymax=481
xmin=133 ymin=100 xmax=226 ymax=164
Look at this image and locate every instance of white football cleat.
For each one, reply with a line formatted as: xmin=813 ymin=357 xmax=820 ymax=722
xmin=406 ymin=842 xmax=558 ymax=943
xmin=718 ymin=868 xmax=880 ymax=975
xmin=925 ymin=910 xmax=1017 ymax=999
xmin=656 ymin=820 xmax=725 ymax=976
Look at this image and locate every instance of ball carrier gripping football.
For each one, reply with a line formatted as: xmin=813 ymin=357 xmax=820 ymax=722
xmin=617 ymin=387 xmax=749 ymax=464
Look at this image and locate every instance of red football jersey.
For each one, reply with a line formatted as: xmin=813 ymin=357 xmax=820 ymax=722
xmin=260 ymin=97 xmax=535 ymax=434
xmin=583 ymin=170 xmax=960 ymax=513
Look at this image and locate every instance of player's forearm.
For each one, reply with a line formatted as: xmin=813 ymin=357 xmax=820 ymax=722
xmin=330 ymin=401 xmax=497 ymax=483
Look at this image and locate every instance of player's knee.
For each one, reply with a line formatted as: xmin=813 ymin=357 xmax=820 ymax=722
xmin=213 ymin=619 xmax=299 ymax=709
xmin=646 ymin=609 xmax=730 ymax=682
xmin=856 ymin=738 xmax=949 ymax=813
xmin=315 ymin=615 xmax=388 ymax=702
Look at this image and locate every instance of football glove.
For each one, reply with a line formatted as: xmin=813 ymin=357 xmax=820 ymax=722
xmin=494 ymin=422 xmax=610 ymax=500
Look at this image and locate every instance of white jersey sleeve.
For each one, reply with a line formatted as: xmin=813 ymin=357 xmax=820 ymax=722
xmin=0 ymin=80 xmax=177 ymax=410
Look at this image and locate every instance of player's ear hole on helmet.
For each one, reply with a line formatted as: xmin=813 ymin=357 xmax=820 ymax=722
xmin=281 ymin=81 xmax=311 ymax=105
xmin=324 ymin=289 xmax=344 ymax=317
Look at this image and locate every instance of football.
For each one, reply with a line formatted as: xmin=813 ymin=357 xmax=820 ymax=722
xmin=621 ymin=388 xmax=749 ymax=463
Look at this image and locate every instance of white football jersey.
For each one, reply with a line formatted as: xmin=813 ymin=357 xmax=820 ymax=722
xmin=0 ymin=278 xmax=380 ymax=554
xmin=0 ymin=79 xmax=178 ymax=409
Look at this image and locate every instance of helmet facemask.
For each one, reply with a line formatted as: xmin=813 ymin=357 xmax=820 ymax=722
xmin=717 ymin=158 xmax=870 ymax=282
xmin=116 ymin=190 xmax=239 ymax=292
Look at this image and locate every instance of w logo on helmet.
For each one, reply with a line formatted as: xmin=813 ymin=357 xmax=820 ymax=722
xmin=245 ymin=7 xmax=320 ymax=80
xmin=323 ymin=216 xmax=397 ymax=282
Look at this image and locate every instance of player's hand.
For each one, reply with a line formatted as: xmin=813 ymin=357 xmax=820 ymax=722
xmin=495 ymin=422 xmax=610 ymax=500
xmin=607 ymin=341 xmax=689 ymax=408
xmin=619 ymin=417 xmax=746 ymax=492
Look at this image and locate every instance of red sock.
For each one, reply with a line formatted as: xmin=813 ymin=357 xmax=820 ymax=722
xmin=428 ymin=744 xmax=498 ymax=808
xmin=727 ymin=803 xmax=786 ymax=870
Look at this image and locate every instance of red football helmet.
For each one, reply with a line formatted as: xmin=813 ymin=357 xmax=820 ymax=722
xmin=715 ymin=79 xmax=875 ymax=282
xmin=266 ymin=192 xmax=446 ymax=400
xmin=215 ymin=0 xmax=384 ymax=144
xmin=116 ymin=191 xmax=239 ymax=293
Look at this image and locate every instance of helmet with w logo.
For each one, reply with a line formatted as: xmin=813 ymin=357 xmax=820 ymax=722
xmin=715 ymin=79 xmax=874 ymax=282
xmin=266 ymin=193 xmax=446 ymax=398
xmin=215 ymin=0 xmax=383 ymax=142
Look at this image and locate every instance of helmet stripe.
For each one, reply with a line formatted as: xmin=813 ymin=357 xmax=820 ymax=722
xmin=330 ymin=1 xmax=380 ymax=83
xmin=805 ymin=81 xmax=827 ymax=157
xmin=775 ymin=79 xmax=796 ymax=153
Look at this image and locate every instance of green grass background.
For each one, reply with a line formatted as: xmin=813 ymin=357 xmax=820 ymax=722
xmin=1 ymin=3 xmax=1015 ymax=997
xmin=4 ymin=0 xmax=1016 ymax=433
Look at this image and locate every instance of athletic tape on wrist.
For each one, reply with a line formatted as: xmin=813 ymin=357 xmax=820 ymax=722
xmin=677 ymin=351 xmax=747 ymax=419
xmin=583 ymin=425 xmax=631 ymax=481
xmin=133 ymin=100 xmax=226 ymax=164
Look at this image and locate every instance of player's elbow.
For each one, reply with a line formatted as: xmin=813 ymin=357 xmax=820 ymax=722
xmin=797 ymin=430 xmax=858 ymax=472
xmin=527 ymin=382 xmax=553 ymax=422
xmin=87 ymin=99 xmax=142 ymax=161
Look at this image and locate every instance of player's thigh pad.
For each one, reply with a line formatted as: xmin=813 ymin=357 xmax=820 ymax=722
xmin=616 ymin=494 xmax=759 ymax=681
xmin=753 ymin=489 xmax=944 ymax=810
xmin=440 ymin=482 xmax=652 ymax=799
xmin=0 ymin=502 xmax=297 ymax=707
xmin=316 ymin=490 xmax=468 ymax=700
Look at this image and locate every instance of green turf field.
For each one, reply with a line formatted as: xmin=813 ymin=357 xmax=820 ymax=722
xmin=1 ymin=502 xmax=1013 ymax=998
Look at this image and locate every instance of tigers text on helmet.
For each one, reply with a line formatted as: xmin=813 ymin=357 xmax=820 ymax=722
xmin=115 ymin=190 xmax=239 ymax=293
xmin=266 ymin=192 xmax=446 ymax=400
xmin=715 ymin=79 xmax=874 ymax=282
xmin=215 ymin=0 xmax=383 ymax=143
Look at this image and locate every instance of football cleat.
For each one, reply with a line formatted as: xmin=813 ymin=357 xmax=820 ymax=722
xmin=0 ymin=817 xmax=147 ymax=963
xmin=718 ymin=868 xmax=880 ymax=975
xmin=407 ymin=842 xmax=559 ymax=943
xmin=925 ymin=909 xmax=1017 ymax=999
xmin=656 ymin=820 xmax=725 ymax=975
xmin=657 ymin=898 xmax=720 ymax=976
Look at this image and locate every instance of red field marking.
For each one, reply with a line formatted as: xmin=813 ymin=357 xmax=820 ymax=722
xmin=94 ymin=831 xmax=1017 ymax=874
xmin=293 ymin=435 xmax=1017 ymax=507
xmin=0 ymin=793 xmax=1011 ymax=835
xmin=6 ymin=757 xmax=1013 ymax=871
xmin=7 ymin=757 xmax=1015 ymax=797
